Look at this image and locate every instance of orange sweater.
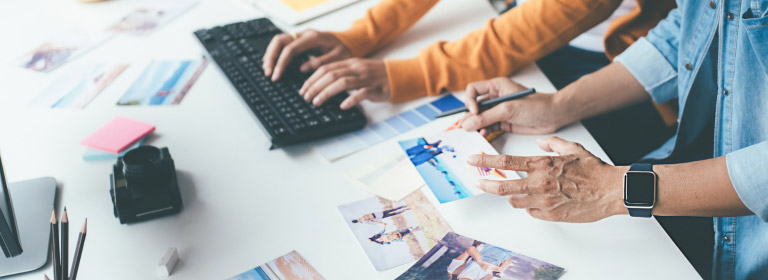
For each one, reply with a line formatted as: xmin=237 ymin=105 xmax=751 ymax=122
xmin=331 ymin=0 xmax=677 ymax=125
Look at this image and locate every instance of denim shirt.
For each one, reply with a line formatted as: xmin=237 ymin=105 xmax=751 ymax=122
xmin=614 ymin=0 xmax=768 ymax=278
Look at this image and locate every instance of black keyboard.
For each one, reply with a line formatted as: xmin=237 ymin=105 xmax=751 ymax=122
xmin=194 ymin=18 xmax=367 ymax=149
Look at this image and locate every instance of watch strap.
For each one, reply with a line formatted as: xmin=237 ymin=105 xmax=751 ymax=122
xmin=627 ymin=208 xmax=652 ymax=218
xmin=627 ymin=163 xmax=654 ymax=218
xmin=629 ymin=163 xmax=653 ymax=172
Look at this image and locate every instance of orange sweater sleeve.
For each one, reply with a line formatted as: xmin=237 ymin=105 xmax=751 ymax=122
xmin=329 ymin=0 xmax=440 ymax=58
xmin=386 ymin=0 xmax=623 ymax=102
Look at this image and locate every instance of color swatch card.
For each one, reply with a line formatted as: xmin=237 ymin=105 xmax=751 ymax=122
xmin=29 ymin=63 xmax=127 ymax=109
xmin=313 ymin=94 xmax=465 ymax=161
xmin=227 ymin=250 xmax=323 ymax=280
xmin=117 ymin=58 xmax=208 ymax=106
xmin=398 ymin=130 xmax=520 ymax=203
xmin=80 ymin=117 xmax=155 ymax=154
xmin=397 ymin=232 xmax=565 ymax=280
xmin=338 ymin=191 xmax=452 ymax=271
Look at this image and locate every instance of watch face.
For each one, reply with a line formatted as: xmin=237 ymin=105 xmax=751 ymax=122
xmin=624 ymin=171 xmax=656 ymax=206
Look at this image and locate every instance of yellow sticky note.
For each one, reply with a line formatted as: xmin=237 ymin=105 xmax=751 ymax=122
xmin=281 ymin=0 xmax=329 ymax=11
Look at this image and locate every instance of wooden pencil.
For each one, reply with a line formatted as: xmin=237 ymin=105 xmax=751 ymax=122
xmin=60 ymin=208 xmax=68 ymax=280
xmin=69 ymin=219 xmax=87 ymax=280
xmin=49 ymin=210 xmax=60 ymax=280
xmin=44 ymin=274 xmax=50 ymax=280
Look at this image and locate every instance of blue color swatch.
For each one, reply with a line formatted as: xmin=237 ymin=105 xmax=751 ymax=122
xmin=314 ymin=94 xmax=465 ymax=160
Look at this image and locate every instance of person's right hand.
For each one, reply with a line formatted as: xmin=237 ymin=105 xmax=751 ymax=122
xmin=262 ymin=29 xmax=352 ymax=82
xmin=458 ymin=77 xmax=570 ymax=136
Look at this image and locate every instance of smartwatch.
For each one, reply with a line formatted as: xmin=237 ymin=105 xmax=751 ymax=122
xmin=623 ymin=163 xmax=657 ymax=218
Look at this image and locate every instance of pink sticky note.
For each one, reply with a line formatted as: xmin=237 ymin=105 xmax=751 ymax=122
xmin=80 ymin=117 xmax=155 ymax=154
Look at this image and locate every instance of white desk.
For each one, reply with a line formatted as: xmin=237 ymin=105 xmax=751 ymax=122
xmin=0 ymin=0 xmax=700 ymax=279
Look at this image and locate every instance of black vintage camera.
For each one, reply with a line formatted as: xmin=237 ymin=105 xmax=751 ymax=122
xmin=109 ymin=146 xmax=182 ymax=224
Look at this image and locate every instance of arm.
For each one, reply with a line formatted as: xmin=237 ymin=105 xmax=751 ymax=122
xmin=458 ymin=62 xmax=650 ymax=135
xmin=552 ymin=62 xmax=651 ymax=127
xmin=330 ymin=0 xmax=439 ymax=58
xmin=648 ymin=156 xmax=750 ymax=217
xmin=466 ymin=246 xmax=483 ymax=263
xmin=386 ymin=0 xmax=624 ymax=102
xmin=460 ymin=3 xmax=683 ymax=135
xmin=297 ymin=0 xmax=626 ymax=109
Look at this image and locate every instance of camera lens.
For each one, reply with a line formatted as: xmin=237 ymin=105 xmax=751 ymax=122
xmin=123 ymin=146 xmax=162 ymax=177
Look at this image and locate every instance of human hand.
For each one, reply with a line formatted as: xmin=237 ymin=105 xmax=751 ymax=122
xmin=262 ymin=29 xmax=352 ymax=81
xmin=458 ymin=77 xmax=568 ymax=136
xmin=467 ymin=137 xmax=628 ymax=223
xmin=299 ymin=58 xmax=390 ymax=109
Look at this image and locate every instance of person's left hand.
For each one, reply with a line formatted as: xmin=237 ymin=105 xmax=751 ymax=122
xmin=467 ymin=136 xmax=629 ymax=223
xmin=299 ymin=58 xmax=390 ymax=109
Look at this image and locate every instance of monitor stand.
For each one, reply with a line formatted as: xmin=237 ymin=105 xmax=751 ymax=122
xmin=0 ymin=177 xmax=56 ymax=277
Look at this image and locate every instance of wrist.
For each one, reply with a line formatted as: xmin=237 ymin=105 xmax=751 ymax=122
xmin=550 ymin=92 xmax=578 ymax=128
xmin=609 ymin=165 xmax=630 ymax=216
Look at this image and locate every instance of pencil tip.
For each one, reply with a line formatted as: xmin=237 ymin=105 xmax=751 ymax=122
xmin=50 ymin=210 xmax=56 ymax=223
xmin=81 ymin=219 xmax=87 ymax=232
xmin=62 ymin=208 xmax=68 ymax=222
xmin=44 ymin=274 xmax=50 ymax=280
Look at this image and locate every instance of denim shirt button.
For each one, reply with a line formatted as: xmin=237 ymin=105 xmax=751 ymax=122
xmin=685 ymin=63 xmax=693 ymax=70
xmin=723 ymin=89 xmax=729 ymax=96
xmin=724 ymin=235 xmax=730 ymax=242
xmin=710 ymin=1 xmax=716 ymax=9
xmin=727 ymin=12 xmax=734 ymax=20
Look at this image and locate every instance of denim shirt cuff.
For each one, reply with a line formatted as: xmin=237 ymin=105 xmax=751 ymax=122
xmin=614 ymin=38 xmax=678 ymax=104
xmin=726 ymin=141 xmax=768 ymax=222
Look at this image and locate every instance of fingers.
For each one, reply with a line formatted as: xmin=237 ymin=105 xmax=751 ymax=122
xmin=301 ymin=66 xmax=355 ymax=103
xmin=300 ymin=61 xmax=347 ymax=96
xmin=272 ymin=35 xmax=317 ymax=81
xmin=536 ymin=137 xmax=589 ymax=156
xmin=466 ymin=154 xmax=534 ymax=171
xmin=526 ymin=208 xmax=547 ymax=220
xmin=262 ymin=33 xmax=293 ymax=77
xmin=340 ymin=88 xmax=372 ymax=109
xmin=460 ymin=104 xmax=511 ymax=132
xmin=464 ymin=80 xmax=501 ymax=114
xmin=300 ymin=47 xmax=345 ymax=73
xmin=312 ymin=76 xmax=364 ymax=106
xmin=477 ymin=179 xmax=534 ymax=196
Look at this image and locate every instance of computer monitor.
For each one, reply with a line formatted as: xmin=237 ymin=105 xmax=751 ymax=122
xmin=0 ymin=155 xmax=23 ymax=257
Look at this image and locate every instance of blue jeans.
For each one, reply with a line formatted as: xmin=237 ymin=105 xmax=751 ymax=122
xmin=536 ymin=45 xmax=712 ymax=279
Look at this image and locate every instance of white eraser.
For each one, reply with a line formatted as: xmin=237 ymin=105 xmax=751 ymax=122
xmin=158 ymin=247 xmax=179 ymax=276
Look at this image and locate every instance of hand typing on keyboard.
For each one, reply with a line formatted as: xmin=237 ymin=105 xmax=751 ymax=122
xmin=263 ymin=29 xmax=351 ymax=81
xmin=299 ymin=58 xmax=390 ymax=110
xmin=262 ymin=29 xmax=391 ymax=110
xmin=195 ymin=19 xmax=368 ymax=148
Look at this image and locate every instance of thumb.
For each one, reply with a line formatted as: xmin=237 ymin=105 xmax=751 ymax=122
xmin=536 ymin=137 xmax=588 ymax=156
xmin=461 ymin=105 xmax=508 ymax=132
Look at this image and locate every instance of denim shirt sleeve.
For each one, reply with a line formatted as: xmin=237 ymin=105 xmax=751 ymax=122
xmin=726 ymin=141 xmax=768 ymax=221
xmin=614 ymin=5 xmax=683 ymax=104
